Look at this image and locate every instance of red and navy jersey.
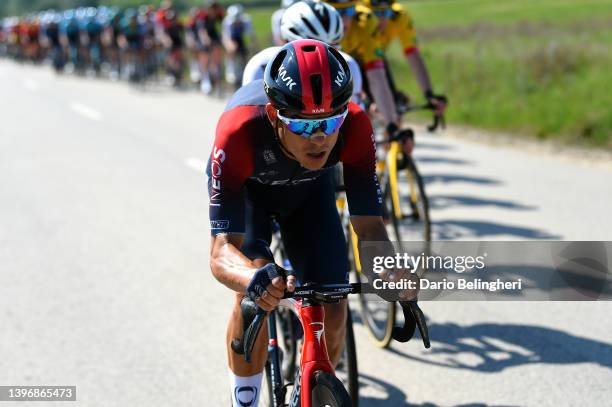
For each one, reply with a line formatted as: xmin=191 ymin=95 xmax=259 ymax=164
xmin=207 ymin=80 xmax=382 ymax=235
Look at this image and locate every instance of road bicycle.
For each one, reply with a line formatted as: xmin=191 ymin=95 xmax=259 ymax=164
xmin=268 ymin=222 xmax=359 ymax=406
xmin=232 ymin=282 xmax=430 ymax=407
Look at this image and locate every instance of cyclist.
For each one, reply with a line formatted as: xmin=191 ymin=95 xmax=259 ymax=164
xmin=242 ymin=0 xmax=364 ymax=107
xmin=270 ymin=0 xmax=296 ymax=46
xmin=208 ymin=39 xmax=416 ymax=407
xmin=40 ymin=11 xmax=64 ymax=71
xmin=363 ymin=0 xmax=447 ymax=121
xmin=117 ymin=9 xmax=145 ymax=81
xmin=323 ymin=0 xmax=403 ymax=138
xmin=222 ymin=4 xmax=258 ymax=86
xmin=59 ymin=10 xmax=82 ymax=73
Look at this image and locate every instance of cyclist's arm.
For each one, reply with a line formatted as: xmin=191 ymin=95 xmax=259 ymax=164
xmin=406 ymin=49 xmax=433 ymax=95
xmin=395 ymin=7 xmax=438 ymax=100
xmin=365 ymin=65 xmax=399 ymax=125
xmin=210 ymin=233 xmax=257 ymax=292
xmin=340 ymin=104 xmax=383 ymax=216
xmin=350 ymin=215 xmax=388 ymax=241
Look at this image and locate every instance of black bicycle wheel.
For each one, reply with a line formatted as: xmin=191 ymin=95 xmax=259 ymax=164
xmin=346 ymin=217 xmax=396 ymax=349
xmin=345 ymin=305 xmax=359 ymax=406
xmin=405 ymin=156 xmax=431 ymax=242
xmin=311 ymin=371 xmax=352 ymax=407
xmin=357 ymin=267 xmax=396 ymax=348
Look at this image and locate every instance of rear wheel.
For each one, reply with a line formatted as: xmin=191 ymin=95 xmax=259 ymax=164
xmin=311 ymin=371 xmax=352 ymax=407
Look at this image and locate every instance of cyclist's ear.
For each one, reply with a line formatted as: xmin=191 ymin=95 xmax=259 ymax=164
xmin=264 ymin=103 xmax=277 ymax=125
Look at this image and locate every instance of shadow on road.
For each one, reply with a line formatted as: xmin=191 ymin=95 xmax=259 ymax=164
xmin=357 ymin=372 xmax=519 ymax=407
xmin=432 ymin=220 xmax=560 ymax=240
xmin=414 ymin=142 xmax=456 ymax=152
xmin=428 ymin=195 xmax=537 ymax=211
xmin=423 ymin=174 xmax=501 ymax=186
xmin=416 ymin=156 xmax=472 ymax=166
xmin=386 ymin=322 xmax=612 ymax=373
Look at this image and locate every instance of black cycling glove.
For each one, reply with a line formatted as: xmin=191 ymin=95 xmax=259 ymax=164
xmin=246 ymin=263 xmax=285 ymax=302
xmin=424 ymin=90 xmax=448 ymax=107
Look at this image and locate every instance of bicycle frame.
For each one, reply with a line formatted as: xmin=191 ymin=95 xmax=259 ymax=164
xmin=268 ymin=298 xmax=335 ymax=407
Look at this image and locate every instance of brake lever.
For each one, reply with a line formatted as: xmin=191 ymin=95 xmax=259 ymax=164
xmin=392 ymin=301 xmax=431 ymax=348
xmin=230 ymin=298 xmax=267 ymax=362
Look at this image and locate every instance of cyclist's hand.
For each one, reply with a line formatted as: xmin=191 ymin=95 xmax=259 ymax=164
xmin=425 ymin=91 xmax=448 ymax=117
xmin=246 ymin=263 xmax=287 ymax=312
xmin=380 ymin=268 xmax=420 ymax=301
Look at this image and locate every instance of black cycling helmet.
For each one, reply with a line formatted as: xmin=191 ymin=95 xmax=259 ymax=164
xmin=264 ymin=39 xmax=353 ymax=115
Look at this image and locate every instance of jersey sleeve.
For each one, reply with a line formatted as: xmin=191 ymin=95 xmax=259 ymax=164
xmin=393 ymin=4 xmax=418 ymax=54
xmin=340 ymin=104 xmax=383 ymax=216
xmin=207 ymin=107 xmax=256 ymax=235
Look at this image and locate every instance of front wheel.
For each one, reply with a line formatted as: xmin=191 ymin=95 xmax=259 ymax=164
xmin=311 ymin=371 xmax=352 ymax=407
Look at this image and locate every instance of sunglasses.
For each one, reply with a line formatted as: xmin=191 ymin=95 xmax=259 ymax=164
xmin=337 ymin=6 xmax=356 ymax=17
xmin=374 ymin=8 xmax=393 ymax=18
xmin=277 ymin=109 xmax=349 ymax=138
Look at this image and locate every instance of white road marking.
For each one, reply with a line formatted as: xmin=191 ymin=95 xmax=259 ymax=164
xmin=70 ymin=103 xmax=102 ymax=121
xmin=185 ymin=158 xmax=206 ymax=173
xmin=24 ymin=79 xmax=39 ymax=91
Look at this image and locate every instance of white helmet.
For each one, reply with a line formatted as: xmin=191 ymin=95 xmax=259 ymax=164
xmin=281 ymin=0 xmax=343 ymax=45
xmin=227 ymin=4 xmax=244 ymax=18
xmin=281 ymin=0 xmax=297 ymax=8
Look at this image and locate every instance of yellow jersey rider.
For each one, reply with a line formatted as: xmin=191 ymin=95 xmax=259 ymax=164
xmin=363 ymin=0 xmax=447 ymax=120
xmin=325 ymin=0 xmax=403 ymax=136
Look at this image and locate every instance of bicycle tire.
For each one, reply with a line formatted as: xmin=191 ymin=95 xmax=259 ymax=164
xmin=311 ymin=371 xmax=352 ymax=407
xmin=347 ymin=218 xmax=396 ymax=349
xmin=405 ymin=156 xmax=431 ymax=242
xmin=357 ymin=267 xmax=396 ymax=348
xmin=344 ymin=305 xmax=359 ymax=406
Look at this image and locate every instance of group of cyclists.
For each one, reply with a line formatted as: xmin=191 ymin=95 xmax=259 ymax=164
xmin=0 ymin=1 xmax=256 ymax=90
xmin=3 ymin=0 xmax=448 ymax=404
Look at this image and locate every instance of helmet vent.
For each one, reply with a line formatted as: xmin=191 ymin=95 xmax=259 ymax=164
xmin=302 ymin=45 xmax=317 ymax=52
xmin=319 ymin=6 xmax=331 ymax=31
xmin=310 ymin=74 xmax=323 ymax=106
xmin=301 ymin=17 xmax=317 ymax=36
xmin=270 ymin=50 xmax=287 ymax=78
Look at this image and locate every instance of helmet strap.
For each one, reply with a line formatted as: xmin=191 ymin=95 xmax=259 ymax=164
xmin=276 ymin=121 xmax=298 ymax=161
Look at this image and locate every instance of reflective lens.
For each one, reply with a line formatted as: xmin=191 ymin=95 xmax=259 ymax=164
xmin=338 ymin=6 xmax=356 ymax=17
xmin=277 ymin=109 xmax=349 ymax=138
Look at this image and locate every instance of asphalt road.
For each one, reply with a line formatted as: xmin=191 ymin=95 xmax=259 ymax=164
xmin=1 ymin=60 xmax=611 ymax=407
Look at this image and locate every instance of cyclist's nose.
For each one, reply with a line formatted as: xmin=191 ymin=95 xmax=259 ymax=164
xmin=309 ymin=131 xmax=326 ymax=145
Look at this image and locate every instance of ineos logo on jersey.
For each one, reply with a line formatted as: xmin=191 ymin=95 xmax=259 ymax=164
xmin=210 ymin=146 xmax=226 ymax=207
xmin=277 ymin=64 xmax=296 ymax=90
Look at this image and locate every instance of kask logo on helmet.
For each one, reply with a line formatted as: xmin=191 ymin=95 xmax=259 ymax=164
xmin=334 ymin=67 xmax=346 ymax=87
xmin=277 ymin=64 xmax=297 ymax=90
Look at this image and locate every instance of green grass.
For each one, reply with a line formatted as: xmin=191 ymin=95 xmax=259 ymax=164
xmin=250 ymin=0 xmax=612 ymax=147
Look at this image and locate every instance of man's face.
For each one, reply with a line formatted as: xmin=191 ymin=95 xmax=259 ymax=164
xmin=266 ymin=106 xmax=341 ymax=171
